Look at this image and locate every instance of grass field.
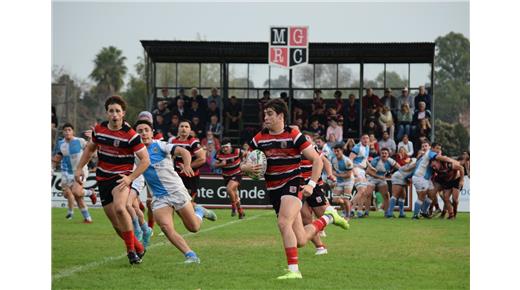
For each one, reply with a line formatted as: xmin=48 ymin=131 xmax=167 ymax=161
xmin=52 ymin=208 xmax=469 ymax=289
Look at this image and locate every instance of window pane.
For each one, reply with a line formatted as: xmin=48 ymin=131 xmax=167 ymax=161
xmin=248 ymin=64 xmax=269 ymax=88
xmin=201 ymin=63 xmax=220 ymax=88
xmin=292 ymin=64 xmax=314 ymax=88
xmin=315 ymin=64 xmax=337 ymax=88
xmin=155 ymin=63 xmax=176 ymax=87
xmin=270 ymin=66 xmax=289 ymax=88
xmin=385 ymin=64 xmax=409 ymax=89
xmin=338 ymin=64 xmax=360 ymax=88
xmin=338 ymin=90 xmax=361 ymax=100
xmin=177 ymin=63 xmax=199 ymax=89
xmin=294 ymin=90 xmax=313 ymax=100
xmin=229 ymin=64 xmax=248 ymax=88
xmin=363 ymin=64 xmax=384 ymax=88
xmin=229 ymin=89 xmax=247 ymax=99
xmin=270 ymin=90 xmax=289 ymax=99
xmin=248 ymin=89 xmax=261 ymax=99
xmin=410 ymin=63 xmax=432 ymax=88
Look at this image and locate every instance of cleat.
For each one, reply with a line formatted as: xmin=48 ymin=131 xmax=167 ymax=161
xmin=447 ymin=215 xmax=455 ymax=220
xmin=238 ymin=212 xmax=245 ymax=219
xmin=137 ymin=250 xmax=146 ymax=260
xmin=231 ymin=209 xmax=237 ymax=217
xmin=276 ymin=270 xmax=302 ymax=280
xmin=184 ymin=256 xmax=200 ymax=264
xmin=412 ymin=215 xmax=420 ymax=220
xmin=66 ymin=213 xmax=73 ymax=220
xmin=398 ymin=214 xmax=407 ymax=218
xmin=324 ymin=209 xmax=350 ymax=230
xmin=420 ymin=212 xmax=432 ymax=219
xmin=432 ymin=208 xmax=442 ymax=217
xmin=196 ymin=205 xmax=217 ymax=221
xmin=127 ymin=251 xmax=142 ymax=265
xmin=88 ymin=190 xmax=97 ymax=205
xmin=142 ymin=227 xmax=153 ymax=249
xmin=385 ymin=214 xmax=395 ymax=219
xmin=319 ymin=231 xmax=326 ymax=237
xmin=83 ymin=219 xmax=93 ymax=224
xmin=315 ymin=248 xmax=328 ymax=255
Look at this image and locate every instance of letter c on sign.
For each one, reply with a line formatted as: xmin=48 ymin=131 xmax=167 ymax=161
xmin=293 ymin=49 xmax=303 ymax=64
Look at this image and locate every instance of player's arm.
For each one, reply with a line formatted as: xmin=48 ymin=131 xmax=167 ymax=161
xmin=191 ymin=148 xmax=206 ymax=169
xmin=348 ymin=152 xmax=357 ymax=161
xmin=74 ymin=141 xmax=97 ymax=185
xmin=435 ymin=154 xmax=459 ymax=167
xmin=301 ymin=146 xmax=323 ymax=196
xmin=321 ymin=155 xmax=336 ymax=182
xmin=51 ymin=154 xmax=62 ymax=170
xmin=453 ymin=163 xmax=465 ymax=188
xmin=365 ymin=163 xmax=381 ymax=179
xmin=127 ymin=148 xmax=150 ymax=182
xmin=173 ymin=146 xmax=195 ymax=177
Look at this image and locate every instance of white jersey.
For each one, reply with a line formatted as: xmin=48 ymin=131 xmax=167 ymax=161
xmin=54 ymin=137 xmax=88 ymax=174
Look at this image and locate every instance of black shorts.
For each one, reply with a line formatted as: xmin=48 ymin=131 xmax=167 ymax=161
xmin=223 ymin=174 xmax=242 ymax=186
xmin=268 ymin=177 xmax=303 ymax=215
xmin=97 ymin=178 xmax=132 ymax=207
xmin=180 ymin=175 xmax=200 ymax=199
xmin=304 ymin=185 xmax=329 ymax=208
xmin=440 ymin=177 xmax=462 ymax=190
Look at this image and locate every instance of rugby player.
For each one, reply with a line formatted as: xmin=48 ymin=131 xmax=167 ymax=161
xmin=349 ymin=135 xmax=371 ymax=218
xmin=431 ymin=159 xmax=465 ymax=219
xmin=331 ymin=143 xmax=355 ymax=219
xmin=366 ymin=148 xmax=400 ymax=214
xmin=215 ymin=138 xmax=245 ymax=219
xmin=387 ymin=157 xmax=417 ymax=218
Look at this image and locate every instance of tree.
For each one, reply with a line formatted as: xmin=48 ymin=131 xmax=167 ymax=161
xmin=433 ymin=119 xmax=469 ymax=157
xmin=89 ymin=46 xmax=127 ymax=95
xmin=123 ymin=57 xmax=147 ymax=125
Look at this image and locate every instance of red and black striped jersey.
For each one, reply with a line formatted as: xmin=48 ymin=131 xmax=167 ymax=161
xmin=433 ymin=161 xmax=458 ymax=184
xmin=301 ymin=145 xmax=325 ymax=185
xmin=170 ymin=136 xmax=203 ymax=177
xmin=250 ymin=126 xmax=312 ymax=190
xmin=92 ymin=121 xmax=144 ymax=181
xmin=216 ymin=148 xmax=242 ymax=177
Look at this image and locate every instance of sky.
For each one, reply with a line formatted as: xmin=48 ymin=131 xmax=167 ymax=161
xmin=52 ymin=0 xmax=469 ymax=87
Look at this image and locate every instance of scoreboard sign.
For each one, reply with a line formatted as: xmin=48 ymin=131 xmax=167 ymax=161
xmin=269 ymin=26 xmax=308 ymax=68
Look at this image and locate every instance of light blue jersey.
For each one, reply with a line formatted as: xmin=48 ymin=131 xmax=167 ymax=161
xmin=370 ymin=157 xmax=397 ymax=177
xmin=331 ymin=155 xmax=354 ymax=183
xmin=55 ymin=137 xmax=87 ymax=174
xmin=413 ymin=150 xmax=438 ymax=179
xmin=140 ymin=140 xmax=186 ymax=198
xmin=351 ymin=143 xmax=370 ymax=169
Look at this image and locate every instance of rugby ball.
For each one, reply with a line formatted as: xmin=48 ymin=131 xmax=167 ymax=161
xmin=245 ymin=149 xmax=267 ymax=180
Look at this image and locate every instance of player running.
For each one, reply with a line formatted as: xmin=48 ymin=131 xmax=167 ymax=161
xmin=214 ymin=138 xmax=245 ymax=219
xmin=349 ymin=134 xmax=371 ymax=218
xmin=134 ymin=120 xmax=216 ymax=264
xmin=170 ymin=120 xmax=206 ymax=203
xmin=52 ymin=123 xmax=97 ymax=222
xmin=330 ymin=143 xmax=355 ymax=219
xmin=75 ymin=96 xmax=150 ymax=265
xmin=366 ymin=148 xmax=400 ymax=214
xmin=241 ymin=99 xmax=349 ymax=280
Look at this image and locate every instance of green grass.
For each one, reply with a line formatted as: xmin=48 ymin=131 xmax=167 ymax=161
xmin=52 ymin=208 xmax=469 ymax=289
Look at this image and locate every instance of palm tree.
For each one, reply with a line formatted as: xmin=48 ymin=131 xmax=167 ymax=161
xmin=89 ymin=46 xmax=127 ymax=95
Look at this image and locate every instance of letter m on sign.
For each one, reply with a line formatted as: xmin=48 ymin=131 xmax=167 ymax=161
xmin=269 ymin=26 xmax=308 ymax=69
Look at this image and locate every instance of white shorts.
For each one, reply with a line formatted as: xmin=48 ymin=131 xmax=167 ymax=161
xmin=152 ymin=188 xmax=192 ymax=211
xmin=60 ymin=168 xmax=88 ymax=188
xmin=367 ymin=176 xmax=388 ymax=187
xmin=391 ymin=172 xmax=408 ymax=186
xmin=131 ymin=175 xmax=146 ymax=196
xmin=412 ymin=176 xmax=434 ymax=192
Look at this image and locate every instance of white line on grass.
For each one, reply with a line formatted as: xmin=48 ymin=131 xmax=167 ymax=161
xmin=53 ymin=211 xmax=271 ymax=281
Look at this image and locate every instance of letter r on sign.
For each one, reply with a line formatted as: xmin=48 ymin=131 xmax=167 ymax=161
xmin=270 ymin=47 xmax=288 ymax=67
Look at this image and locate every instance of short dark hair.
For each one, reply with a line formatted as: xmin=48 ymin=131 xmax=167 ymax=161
xmin=179 ymin=119 xmax=192 ymax=128
xmin=381 ymin=147 xmax=390 ymax=153
xmin=62 ymin=122 xmax=74 ymax=130
xmin=263 ymin=90 xmax=270 ymax=97
xmin=133 ymin=120 xmax=153 ymax=130
xmin=105 ymin=95 xmax=127 ymax=111
xmin=334 ymin=90 xmax=342 ymax=97
xmin=333 ymin=143 xmax=344 ymax=150
xmin=222 ymin=137 xmax=232 ymax=145
xmin=264 ymin=98 xmax=288 ymax=122
xmin=432 ymin=142 xmax=441 ymax=148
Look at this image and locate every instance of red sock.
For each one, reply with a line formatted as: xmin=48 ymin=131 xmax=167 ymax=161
xmin=121 ymin=231 xmax=135 ymax=253
xmin=312 ymin=216 xmax=328 ymax=232
xmin=231 ymin=203 xmax=236 ymax=211
xmin=133 ymin=235 xmax=144 ymax=253
xmin=139 ymin=201 xmax=145 ymax=211
xmin=236 ymin=202 xmax=243 ymax=214
xmin=285 ymin=247 xmax=298 ymax=266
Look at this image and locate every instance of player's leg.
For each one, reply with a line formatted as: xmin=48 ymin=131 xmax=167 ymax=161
xmin=343 ymin=186 xmax=353 ymax=219
xmin=378 ymin=182 xmax=390 ymax=213
xmin=451 ymin=187 xmax=461 ymax=218
xmin=132 ymin=196 xmax=152 ymax=246
xmin=300 ymin=202 xmax=326 ymax=255
xmin=363 ymin=184 xmax=373 ymax=217
xmin=71 ymin=181 xmax=93 ymax=223
xmin=176 ymin=192 xmax=217 ymax=233
xmin=442 ymin=188 xmax=453 ymax=218
xmin=126 ymin=189 xmax=143 ymax=241
xmin=387 ymin=184 xmax=400 ymax=218
xmin=62 ymin=185 xmax=75 ymax=219
xmin=146 ymin=192 xmax=155 ymax=229
xmin=228 ymin=179 xmax=244 ymax=218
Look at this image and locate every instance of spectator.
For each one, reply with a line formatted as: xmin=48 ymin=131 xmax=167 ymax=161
xmin=201 ymin=130 xmax=221 ymax=152
xmin=258 ymin=90 xmax=271 ymax=122
xmin=292 ymin=118 xmax=304 ymax=130
xmin=191 ymin=116 xmax=205 ymax=139
xmin=333 ymin=90 xmax=344 ymax=113
xmin=152 ymin=100 xmax=170 ymax=123
xmin=369 ymin=133 xmax=380 ymax=156
xmin=381 ymin=88 xmax=399 ymax=118
xmin=305 ymin=118 xmax=325 ymax=137
xmin=168 ymin=87 xmax=188 ymax=111
xmin=159 ymin=87 xmax=172 ymax=102
xmin=311 ymin=89 xmax=327 ymax=125
xmin=344 ymin=93 xmax=360 ymax=135
xmin=416 ymin=118 xmax=432 ymax=141
xmin=51 ymin=106 xmax=58 ymax=153
xmin=167 ymin=114 xmax=180 ymax=140
xmin=364 ymin=120 xmax=380 ymax=139
xmin=326 ymin=117 xmax=343 ymax=143
xmin=292 ymin=106 xmax=308 ymax=128
xmin=397 ymin=134 xmax=414 ymax=157
xmin=412 ymin=101 xmax=432 ymax=134
xmin=280 ymin=91 xmax=289 ymax=104
xmin=395 ymin=146 xmax=411 ymax=166
xmin=343 ymin=138 xmax=356 ymax=156
xmin=397 ymin=103 xmax=413 ymax=141
xmin=206 ymin=114 xmax=223 ymax=140
xmin=171 ymin=98 xmax=190 ymax=120
xmin=368 ymin=141 xmax=379 ymax=160
xmin=153 ymin=113 xmax=169 ymax=140
xmin=414 ymin=85 xmax=432 ymax=111
xmin=241 ymin=142 xmax=250 ymax=158
xmin=326 ymin=107 xmax=341 ymax=124
xmin=207 ymin=142 xmax=222 ymax=174
xmin=362 ymin=88 xmax=383 ymax=116
xmin=207 ymin=87 xmax=222 ymax=109
xmin=225 ymin=95 xmax=242 ymax=130
xmin=378 ymin=106 xmax=395 ymax=140
xmin=397 ymin=87 xmax=414 ymax=112
xmin=190 ymin=87 xmax=207 ymax=111
xmin=378 ymin=131 xmax=397 ymax=156
xmin=188 ymin=98 xmax=206 ymax=125
xmin=207 ymin=100 xmax=219 ymax=120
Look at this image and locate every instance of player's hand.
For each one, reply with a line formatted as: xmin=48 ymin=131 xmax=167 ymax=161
xmin=116 ymin=174 xmax=132 ymax=191
xmin=458 ymin=180 xmax=464 ymax=190
xmin=302 ymin=184 xmax=313 ymax=197
xmin=74 ymin=168 xmax=85 ymax=185
xmin=327 ymin=175 xmax=337 ymax=183
xmin=181 ymin=166 xmax=195 ymax=177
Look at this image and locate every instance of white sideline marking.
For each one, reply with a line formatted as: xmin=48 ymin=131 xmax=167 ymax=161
xmin=53 ymin=212 xmax=271 ymax=281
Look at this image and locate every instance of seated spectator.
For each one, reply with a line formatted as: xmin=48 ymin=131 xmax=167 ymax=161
xmin=395 ymin=146 xmax=411 ymax=166
xmin=333 ymin=90 xmax=344 ymax=113
xmin=412 ymin=101 xmax=432 ymax=135
xmin=343 ymin=138 xmax=356 ymax=156
xmin=344 ymin=93 xmax=360 ymax=135
xmin=152 ymin=100 xmax=170 ymax=123
xmin=167 ymin=114 xmax=180 ymax=140
xmin=190 ymin=87 xmax=207 ymax=111
xmin=292 ymin=118 xmax=304 ymax=130
xmin=414 ymin=85 xmax=432 ymax=111
xmin=311 ymin=89 xmax=327 ymax=125
xmin=364 ymin=120 xmax=381 ymax=139
xmin=305 ymin=118 xmax=325 ymax=137
xmin=362 ymin=88 xmax=382 ymax=117
xmin=191 ymin=116 xmax=205 ymax=139
xmin=207 ymin=100 xmax=219 ymax=120
xmin=189 ymin=98 xmax=206 ymax=124
xmin=207 ymin=87 xmax=222 ymax=109
xmin=378 ymin=106 xmax=395 ymax=140
xmin=153 ymin=113 xmax=169 ymax=140
xmin=368 ymin=141 xmax=379 ymax=160
xmin=206 ymin=114 xmax=223 ymax=140
xmin=381 ymin=88 xmax=399 ymax=119
xmin=158 ymin=87 xmax=172 ymax=102
xmin=458 ymin=151 xmax=470 ymax=177
xmin=280 ymin=91 xmax=289 ymax=104
xmin=258 ymin=90 xmax=271 ymax=122
xmin=169 ymin=87 xmax=190 ymax=111
xmin=416 ymin=118 xmax=432 ymax=141
xmin=397 ymin=87 xmax=414 ymax=112
xmin=171 ymin=98 xmax=191 ymax=120
xmin=225 ymin=95 xmax=242 ymax=130
xmin=201 ymin=130 xmax=221 ymax=152
xmin=378 ymin=131 xmax=397 ymax=156
xmin=326 ymin=107 xmax=342 ymax=124
xmin=292 ymin=106 xmax=308 ymax=128
xmin=369 ymin=133 xmax=380 ymax=156
xmin=364 ymin=104 xmax=381 ymax=137
xmin=397 ymin=134 xmax=414 ymax=157
xmin=397 ymin=103 xmax=413 ymax=141
xmin=241 ymin=142 xmax=250 ymax=159
xmin=326 ymin=117 xmax=343 ymax=143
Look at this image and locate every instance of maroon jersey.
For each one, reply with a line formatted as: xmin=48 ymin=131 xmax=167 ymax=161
xmin=300 ymin=145 xmax=325 ymax=186
xmin=250 ymin=127 xmax=311 ymax=190
xmin=170 ymin=136 xmax=203 ymax=177
xmin=92 ymin=121 xmax=144 ymax=181
xmin=216 ymin=148 xmax=242 ymax=177
xmin=433 ymin=161 xmax=458 ymax=184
